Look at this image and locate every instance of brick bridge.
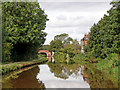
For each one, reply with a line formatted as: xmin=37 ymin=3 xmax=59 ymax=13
xmin=38 ymin=49 xmax=52 ymax=57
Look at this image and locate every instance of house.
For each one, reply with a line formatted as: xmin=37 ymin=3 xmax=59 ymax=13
xmin=81 ymin=32 xmax=90 ymax=53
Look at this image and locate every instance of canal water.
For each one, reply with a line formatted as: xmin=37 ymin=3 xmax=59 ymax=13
xmin=2 ymin=62 xmax=118 ymax=88
xmin=2 ymin=63 xmax=90 ymax=88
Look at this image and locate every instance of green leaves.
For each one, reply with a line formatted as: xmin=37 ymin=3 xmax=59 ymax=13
xmin=49 ymin=39 xmax=63 ymax=52
xmin=2 ymin=2 xmax=49 ymax=62
xmin=86 ymin=1 xmax=120 ymax=58
xmin=54 ymin=33 xmax=73 ymax=45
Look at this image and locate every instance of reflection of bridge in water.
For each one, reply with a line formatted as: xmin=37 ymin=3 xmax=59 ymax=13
xmin=38 ymin=49 xmax=54 ymax=62
xmin=47 ymin=57 xmax=54 ymax=62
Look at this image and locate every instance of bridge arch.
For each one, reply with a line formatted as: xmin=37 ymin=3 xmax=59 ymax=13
xmin=38 ymin=50 xmax=52 ymax=57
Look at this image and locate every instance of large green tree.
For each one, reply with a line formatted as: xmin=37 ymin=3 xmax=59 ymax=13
xmin=54 ymin=33 xmax=73 ymax=45
xmin=49 ymin=33 xmax=73 ymax=52
xmin=2 ymin=2 xmax=48 ymax=62
xmin=85 ymin=1 xmax=120 ymax=58
xmin=49 ymin=39 xmax=63 ymax=52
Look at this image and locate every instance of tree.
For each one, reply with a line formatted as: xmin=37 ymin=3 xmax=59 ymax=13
xmin=66 ymin=54 xmax=70 ymax=64
xmin=48 ymin=63 xmax=69 ymax=79
xmin=54 ymin=33 xmax=73 ymax=45
xmin=40 ymin=45 xmax=50 ymax=50
xmin=86 ymin=1 xmax=120 ymax=58
xmin=72 ymin=39 xmax=80 ymax=50
xmin=49 ymin=39 xmax=63 ymax=52
xmin=2 ymin=1 xmax=48 ymax=62
xmin=54 ymin=33 xmax=69 ymax=41
xmin=63 ymin=37 xmax=73 ymax=45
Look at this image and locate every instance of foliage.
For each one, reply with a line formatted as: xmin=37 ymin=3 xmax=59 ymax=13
xmin=85 ymin=1 xmax=120 ymax=58
xmin=63 ymin=45 xmax=75 ymax=58
xmin=48 ymin=63 xmax=81 ymax=80
xmin=66 ymin=54 xmax=70 ymax=64
xmin=82 ymin=1 xmax=119 ymax=87
xmin=54 ymin=33 xmax=68 ymax=41
xmin=40 ymin=45 xmax=50 ymax=50
xmin=84 ymin=63 xmax=118 ymax=88
xmin=72 ymin=53 xmax=87 ymax=64
xmin=48 ymin=63 xmax=69 ymax=79
xmin=63 ymin=37 xmax=73 ymax=45
xmin=49 ymin=39 xmax=63 ymax=52
xmin=72 ymin=53 xmax=119 ymax=88
xmin=73 ymin=53 xmax=85 ymax=61
xmin=95 ymin=53 xmax=119 ymax=70
xmin=2 ymin=2 xmax=48 ymax=62
xmin=1 ymin=58 xmax=48 ymax=75
xmin=54 ymin=33 xmax=73 ymax=45
xmin=50 ymin=33 xmax=80 ymax=64
xmin=93 ymin=53 xmax=119 ymax=87
xmin=37 ymin=54 xmax=48 ymax=60
xmin=53 ymin=52 xmax=66 ymax=63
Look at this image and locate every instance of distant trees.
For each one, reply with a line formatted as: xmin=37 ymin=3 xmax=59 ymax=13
xmin=49 ymin=33 xmax=73 ymax=52
xmin=40 ymin=45 xmax=50 ymax=50
xmin=54 ymin=33 xmax=73 ymax=45
xmin=49 ymin=39 xmax=63 ymax=52
xmin=49 ymin=33 xmax=80 ymax=52
xmin=2 ymin=2 xmax=48 ymax=62
xmin=85 ymin=1 xmax=120 ymax=58
xmin=63 ymin=39 xmax=81 ymax=58
xmin=49 ymin=33 xmax=80 ymax=63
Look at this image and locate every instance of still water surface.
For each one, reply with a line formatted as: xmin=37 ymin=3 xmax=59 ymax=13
xmin=2 ymin=63 xmax=90 ymax=88
xmin=2 ymin=62 xmax=117 ymax=88
xmin=37 ymin=64 xmax=89 ymax=88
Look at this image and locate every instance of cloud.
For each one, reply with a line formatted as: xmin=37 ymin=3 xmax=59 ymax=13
xmin=40 ymin=2 xmax=112 ymax=12
xmin=47 ymin=12 xmax=105 ymax=28
xmin=56 ymin=15 xmax=67 ymax=20
xmin=38 ymin=0 xmax=113 ymax=2
xmin=39 ymin=2 xmax=112 ymax=45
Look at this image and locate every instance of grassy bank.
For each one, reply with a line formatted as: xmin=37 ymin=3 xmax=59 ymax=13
xmin=72 ymin=53 xmax=119 ymax=88
xmin=1 ymin=57 xmax=48 ymax=75
xmin=72 ymin=53 xmax=119 ymax=77
xmin=53 ymin=52 xmax=119 ymax=88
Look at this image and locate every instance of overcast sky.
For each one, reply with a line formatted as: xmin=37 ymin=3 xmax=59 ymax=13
xmin=38 ymin=1 xmax=112 ymax=45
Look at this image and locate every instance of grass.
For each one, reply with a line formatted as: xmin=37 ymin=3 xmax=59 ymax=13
xmin=72 ymin=53 xmax=119 ymax=88
xmin=1 ymin=57 xmax=48 ymax=75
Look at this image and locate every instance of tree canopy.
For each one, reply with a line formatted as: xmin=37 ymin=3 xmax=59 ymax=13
xmin=49 ymin=39 xmax=63 ymax=52
xmin=2 ymin=2 xmax=48 ymax=62
xmin=54 ymin=33 xmax=73 ymax=45
xmin=85 ymin=1 xmax=120 ymax=58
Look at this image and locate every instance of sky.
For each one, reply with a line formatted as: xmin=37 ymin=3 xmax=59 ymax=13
xmin=38 ymin=0 xmax=112 ymax=45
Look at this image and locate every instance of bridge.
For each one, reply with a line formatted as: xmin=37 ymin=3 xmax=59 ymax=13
xmin=38 ymin=50 xmax=52 ymax=57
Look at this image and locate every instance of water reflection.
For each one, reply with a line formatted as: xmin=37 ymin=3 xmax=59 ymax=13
xmin=2 ymin=62 xmax=117 ymax=88
xmin=12 ymin=66 xmax=45 ymax=88
xmin=2 ymin=66 xmax=45 ymax=88
xmin=47 ymin=57 xmax=51 ymax=62
xmin=81 ymin=65 xmax=89 ymax=83
xmin=47 ymin=57 xmax=55 ymax=63
xmin=36 ymin=64 xmax=90 ymax=88
xmin=52 ymin=57 xmax=55 ymax=62
xmin=83 ymin=64 xmax=118 ymax=88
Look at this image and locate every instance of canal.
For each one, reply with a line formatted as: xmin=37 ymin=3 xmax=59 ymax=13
xmin=2 ymin=62 xmax=118 ymax=88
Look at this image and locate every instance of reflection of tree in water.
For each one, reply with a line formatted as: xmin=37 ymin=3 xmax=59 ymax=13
xmin=48 ymin=63 xmax=68 ymax=79
xmin=48 ymin=63 xmax=81 ymax=79
xmin=9 ymin=66 xmax=46 ymax=88
xmin=84 ymin=64 xmax=117 ymax=88
xmin=61 ymin=64 xmax=81 ymax=77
